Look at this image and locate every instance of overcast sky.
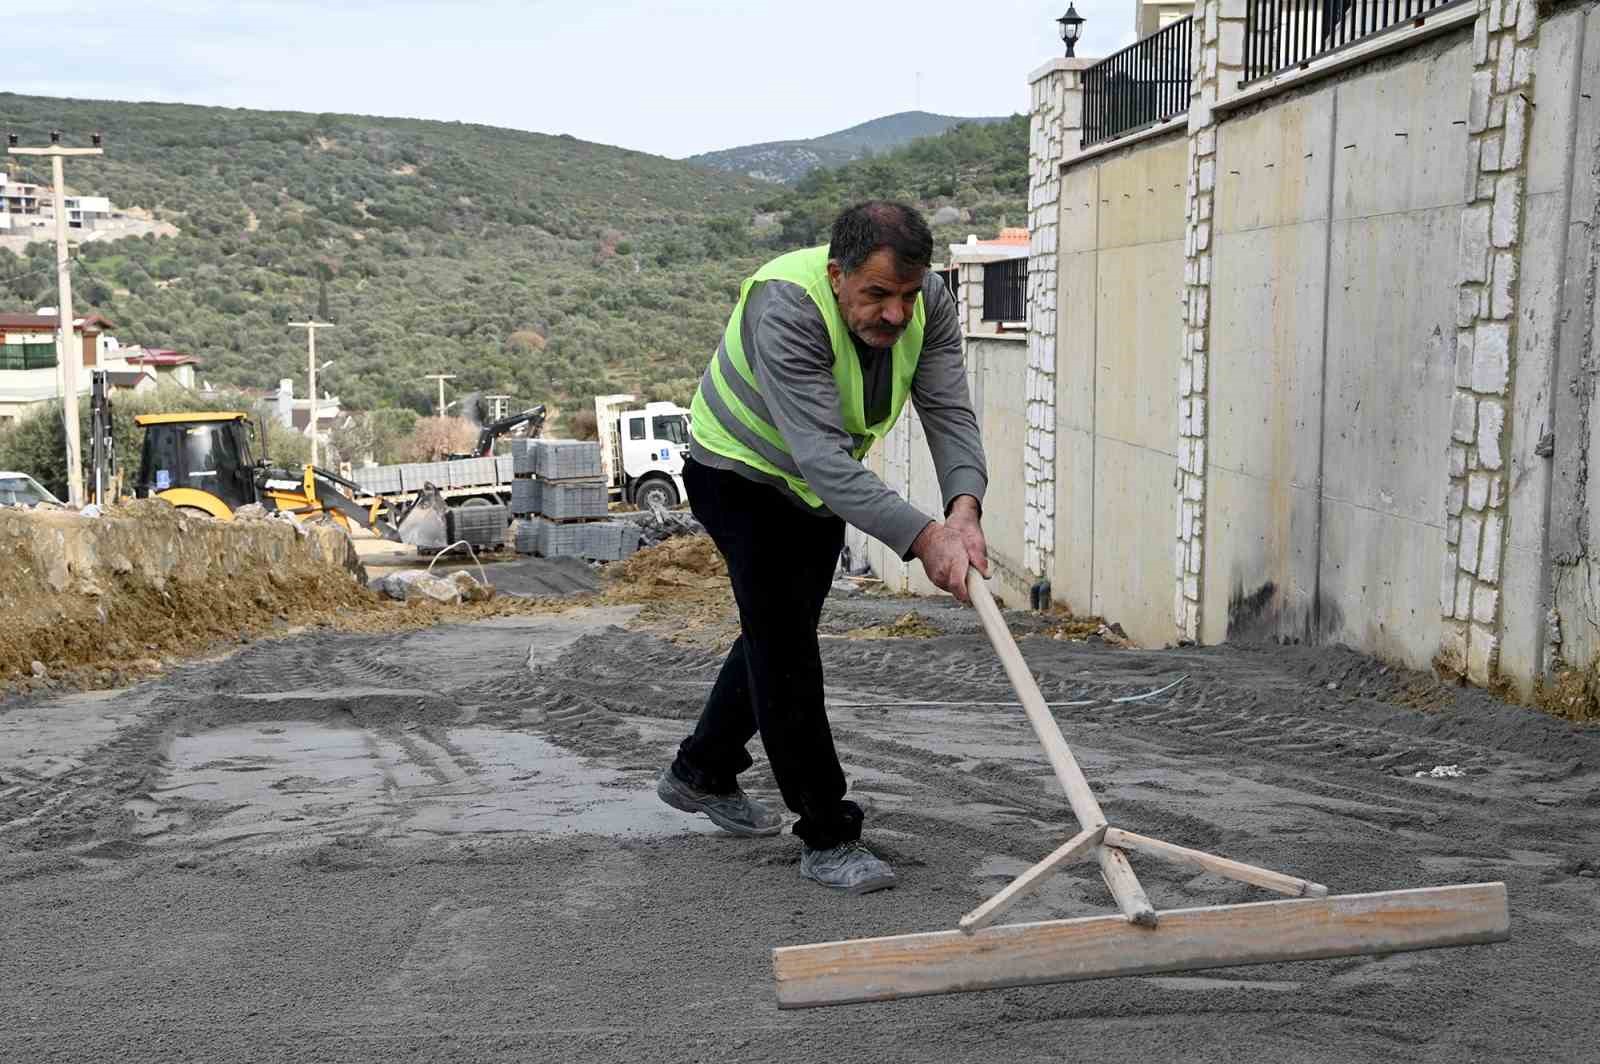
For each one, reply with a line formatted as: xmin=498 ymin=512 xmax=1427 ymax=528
xmin=8 ymin=0 xmax=1136 ymax=159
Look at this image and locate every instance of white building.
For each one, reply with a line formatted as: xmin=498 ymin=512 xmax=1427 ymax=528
xmin=63 ymin=196 xmax=112 ymax=231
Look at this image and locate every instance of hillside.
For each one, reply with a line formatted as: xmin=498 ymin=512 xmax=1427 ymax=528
xmin=686 ymin=111 xmax=1009 ymax=184
xmin=762 ymin=114 xmax=1030 ymax=249
xmin=0 ymin=96 xmax=1028 ymax=437
xmin=0 ymin=93 xmax=771 ymax=417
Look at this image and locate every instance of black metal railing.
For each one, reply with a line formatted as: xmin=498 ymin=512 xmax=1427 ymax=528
xmin=936 ymin=266 xmax=958 ymax=301
xmin=980 ymin=258 xmax=1028 ymax=323
xmin=1082 ymin=15 xmax=1194 ymax=149
xmin=1245 ymin=0 xmax=1462 ymax=82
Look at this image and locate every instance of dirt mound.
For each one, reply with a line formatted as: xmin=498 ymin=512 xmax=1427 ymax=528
xmin=1028 ymin=607 xmax=1137 ymax=648
xmin=844 ymin=610 xmax=942 ymax=639
xmin=599 ymin=535 xmax=736 ymax=645
xmin=602 ymin=534 xmax=726 ymax=597
xmin=1535 ymin=665 xmax=1600 ymax=722
xmin=0 ymin=501 xmax=571 ymax=693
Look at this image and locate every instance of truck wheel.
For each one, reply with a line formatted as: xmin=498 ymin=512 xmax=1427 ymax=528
xmin=458 ymin=496 xmax=493 ymax=508
xmin=634 ymin=477 xmax=679 ymax=510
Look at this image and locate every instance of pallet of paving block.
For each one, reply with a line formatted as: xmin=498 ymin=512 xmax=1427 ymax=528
xmin=535 ymin=479 xmax=608 ymax=521
xmin=509 ymin=478 xmax=541 ymax=516
xmin=533 ymin=439 xmax=603 ymax=481
xmin=511 ymin=439 xmax=538 ymax=477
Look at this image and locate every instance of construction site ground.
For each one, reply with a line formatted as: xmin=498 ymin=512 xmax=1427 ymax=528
xmin=3 ymin=549 xmax=1599 ymax=1062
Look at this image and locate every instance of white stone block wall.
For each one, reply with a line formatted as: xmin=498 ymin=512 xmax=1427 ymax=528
xmin=1025 ymin=59 xmax=1088 ymax=583
xmin=1173 ymin=0 xmax=1245 ymax=643
xmin=1440 ymin=0 xmax=1541 ymax=684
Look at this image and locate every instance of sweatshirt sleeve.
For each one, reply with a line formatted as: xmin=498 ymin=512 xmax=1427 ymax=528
xmin=743 ymin=281 xmax=934 ymax=557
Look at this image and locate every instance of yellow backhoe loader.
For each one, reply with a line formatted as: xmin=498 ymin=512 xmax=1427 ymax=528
xmin=131 ymin=412 xmax=446 ymax=547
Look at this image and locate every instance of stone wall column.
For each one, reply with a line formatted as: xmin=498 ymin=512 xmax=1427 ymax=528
xmin=1025 ymin=58 xmax=1090 ymax=585
xmin=1440 ymin=0 xmax=1541 ymax=684
xmin=1175 ymin=0 xmax=1246 ymax=642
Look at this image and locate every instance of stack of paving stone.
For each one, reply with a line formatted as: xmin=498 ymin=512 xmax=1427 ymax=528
xmin=506 ymin=439 xmax=616 ymax=559
xmin=533 ymin=440 xmax=606 ymax=523
xmin=513 ymin=517 xmax=640 ymax=561
xmin=447 ymin=504 xmax=509 ymax=549
xmin=509 ymin=440 xmax=540 ymax=517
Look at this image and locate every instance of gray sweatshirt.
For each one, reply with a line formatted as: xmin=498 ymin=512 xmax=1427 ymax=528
xmin=691 ymin=269 xmax=987 ymax=558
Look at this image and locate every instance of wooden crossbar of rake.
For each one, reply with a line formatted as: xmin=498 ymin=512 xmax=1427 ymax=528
xmin=772 ymin=570 xmax=1509 ymax=1009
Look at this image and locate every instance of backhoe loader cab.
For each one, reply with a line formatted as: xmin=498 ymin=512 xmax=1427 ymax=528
xmin=134 ymin=412 xmax=262 ymax=515
xmin=131 ymin=411 xmax=419 ymax=544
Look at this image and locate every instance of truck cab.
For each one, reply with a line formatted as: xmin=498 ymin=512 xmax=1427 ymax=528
xmin=596 ymin=395 xmax=690 ymax=509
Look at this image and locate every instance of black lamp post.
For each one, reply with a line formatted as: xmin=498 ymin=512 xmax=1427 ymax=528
xmin=1057 ymin=3 xmax=1085 ymax=57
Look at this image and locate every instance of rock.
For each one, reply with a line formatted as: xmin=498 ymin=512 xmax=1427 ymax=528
xmin=448 ymin=570 xmax=494 ymax=603
xmin=29 ymin=660 xmax=47 ymax=678
xmin=371 ymin=569 xmax=479 ymax=605
xmin=932 ymin=205 xmax=962 ymax=226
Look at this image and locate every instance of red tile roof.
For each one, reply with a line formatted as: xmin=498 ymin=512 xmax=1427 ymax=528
xmin=125 ymin=348 xmax=201 ymax=367
xmin=981 ymin=228 xmax=1030 ymax=246
xmin=0 ymin=312 xmax=114 ymax=330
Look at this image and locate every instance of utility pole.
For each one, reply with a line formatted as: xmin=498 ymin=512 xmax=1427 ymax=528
xmin=288 ymin=320 xmax=333 ymax=467
xmin=423 ymin=373 xmax=457 ymax=417
xmin=8 ymin=131 xmax=103 ymax=508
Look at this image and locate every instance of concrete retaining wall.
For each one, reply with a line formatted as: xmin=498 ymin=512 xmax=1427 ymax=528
xmin=845 ymin=333 xmax=1030 ymax=604
xmin=1054 ymin=131 xmax=1188 ymax=645
xmin=998 ymin=0 xmax=1600 ymax=694
xmin=1205 ymin=35 xmax=1472 ymax=670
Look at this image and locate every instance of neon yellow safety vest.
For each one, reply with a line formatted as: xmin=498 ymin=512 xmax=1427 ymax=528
xmin=689 ymin=245 xmax=925 ymax=508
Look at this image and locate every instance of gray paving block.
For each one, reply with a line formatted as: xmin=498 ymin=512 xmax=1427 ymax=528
xmin=447 ymin=504 xmax=508 ymax=548
xmin=534 ymin=439 xmax=603 ymax=481
xmin=510 ymin=478 xmax=541 ymax=516
xmin=512 ymin=439 xmax=538 ymax=476
xmin=537 ymin=480 xmax=607 ymax=520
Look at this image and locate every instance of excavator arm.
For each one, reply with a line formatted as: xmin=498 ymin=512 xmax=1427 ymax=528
xmin=470 ymin=405 xmax=546 ymax=457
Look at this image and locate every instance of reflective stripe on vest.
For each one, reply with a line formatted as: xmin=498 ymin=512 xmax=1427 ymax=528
xmin=689 ymin=245 xmax=924 ymax=509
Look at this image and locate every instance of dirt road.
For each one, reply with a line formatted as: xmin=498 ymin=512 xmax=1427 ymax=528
xmin=3 ymin=588 xmax=1598 ymax=1062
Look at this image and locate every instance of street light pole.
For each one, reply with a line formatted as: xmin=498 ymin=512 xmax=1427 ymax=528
xmin=289 ymin=320 xmax=333 ymax=468
xmin=8 ymin=132 xmax=104 ymax=508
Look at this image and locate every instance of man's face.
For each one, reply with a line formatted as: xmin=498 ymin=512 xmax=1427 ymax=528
xmin=828 ymin=247 xmax=925 ymax=349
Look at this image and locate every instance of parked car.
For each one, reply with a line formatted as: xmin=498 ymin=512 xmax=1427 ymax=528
xmin=0 ymin=471 xmax=64 ymax=509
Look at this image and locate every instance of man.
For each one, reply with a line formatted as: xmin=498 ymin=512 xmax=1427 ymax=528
xmin=656 ymin=201 xmax=989 ymax=894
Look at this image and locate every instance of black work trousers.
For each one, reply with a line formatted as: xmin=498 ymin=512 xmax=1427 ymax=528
xmin=671 ymin=457 xmax=863 ymax=850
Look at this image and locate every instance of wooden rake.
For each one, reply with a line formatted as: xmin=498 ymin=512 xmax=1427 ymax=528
xmin=772 ymin=570 xmax=1510 ymax=1008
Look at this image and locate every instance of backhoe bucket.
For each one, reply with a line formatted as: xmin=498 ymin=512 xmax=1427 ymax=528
xmin=396 ymin=484 xmax=449 ymax=551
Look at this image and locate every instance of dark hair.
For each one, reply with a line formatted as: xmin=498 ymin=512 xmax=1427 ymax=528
xmin=828 ymin=201 xmax=934 ymax=274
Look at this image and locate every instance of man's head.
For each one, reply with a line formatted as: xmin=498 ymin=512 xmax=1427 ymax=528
xmin=827 ymin=201 xmax=934 ymax=349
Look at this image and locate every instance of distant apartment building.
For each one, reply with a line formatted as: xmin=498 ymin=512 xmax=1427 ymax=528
xmin=1 ymin=172 xmax=119 ymax=234
xmin=0 ymin=173 xmax=45 ymax=233
xmin=63 ymin=196 xmax=112 ymax=231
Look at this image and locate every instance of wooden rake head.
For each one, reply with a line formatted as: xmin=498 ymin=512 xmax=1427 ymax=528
xmin=772 ymin=570 xmax=1509 ymax=1009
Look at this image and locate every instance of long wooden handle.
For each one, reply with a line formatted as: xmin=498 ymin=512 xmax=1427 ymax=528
xmin=965 ymin=569 xmax=1158 ymax=926
xmin=965 ymin=569 xmax=1107 ymax=831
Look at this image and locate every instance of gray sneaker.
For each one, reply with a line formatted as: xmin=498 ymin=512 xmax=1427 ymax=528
xmin=800 ymin=841 xmax=897 ymax=894
xmin=656 ymin=769 xmax=783 ymax=837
